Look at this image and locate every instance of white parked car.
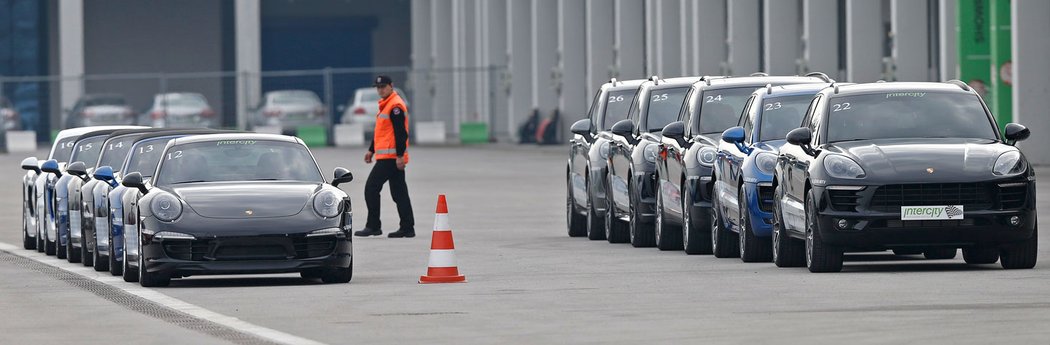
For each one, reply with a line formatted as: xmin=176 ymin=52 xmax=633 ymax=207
xmin=139 ymin=92 xmax=216 ymax=128
xmin=339 ymin=87 xmax=408 ymax=134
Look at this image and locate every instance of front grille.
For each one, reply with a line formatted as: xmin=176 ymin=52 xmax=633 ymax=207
xmin=757 ymin=185 xmax=774 ymax=212
xmin=869 ymin=183 xmax=992 ymax=212
xmin=827 ymin=190 xmax=861 ymax=212
xmin=162 ymin=236 xmax=337 ymax=261
xmin=998 ymin=184 xmax=1028 ymax=209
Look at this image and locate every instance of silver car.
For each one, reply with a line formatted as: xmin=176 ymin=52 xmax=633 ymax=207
xmin=0 ymin=97 xmax=21 ymax=130
xmin=252 ymin=90 xmax=327 ymax=131
xmin=339 ymin=87 xmax=408 ymax=134
xmin=139 ymin=92 xmax=216 ymax=128
xmin=64 ymin=94 xmax=136 ymax=129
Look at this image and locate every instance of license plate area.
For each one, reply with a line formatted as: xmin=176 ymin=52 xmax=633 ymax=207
xmin=900 ymin=205 xmax=964 ymax=220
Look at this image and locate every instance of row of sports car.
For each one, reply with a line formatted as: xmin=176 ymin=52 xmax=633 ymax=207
xmin=567 ymin=72 xmax=1037 ymax=272
xmin=20 ymin=126 xmax=355 ymax=286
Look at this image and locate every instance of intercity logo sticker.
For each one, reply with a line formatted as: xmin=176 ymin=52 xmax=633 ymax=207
xmin=944 ymin=205 xmax=963 ymax=218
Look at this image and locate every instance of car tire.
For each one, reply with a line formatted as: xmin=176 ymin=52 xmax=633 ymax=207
xmin=739 ymin=188 xmax=772 ymax=262
xmin=962 ymin=247 xmax=999 ymax=265
xmin=93 ymin=245 xmax=109 ymax=272
xmin=805 ymin=191 xmax=843 ymax=273
xmin=56 ymin=236 xmax=67 ymax=259
xmin=66 ymin=230 xmax=81 ymax=263
xmin=923 ymin=247 xmax=957 ymax=260
xmin=1000 ymin=226 xmax=1037 ymax=269
xmin=892 ymin=249 xmax=923 ymax=256
xmin=682 ymin=179 xmax=712 ymax=255
xmin=654 ymin=185 xmax=682 ymax=251
xmin=604 ymin=177 xmax=630 ymax=244
xmin=138 ymin=247 xmax=170 ymax=287
xmin=629 ymin=176 xmax=655 ymax=248
xmin=321 ymin=263 xmax=353 ymax=284
xmin=586 ymin=181 xmax=607 ymax=241
xmin=566 ymin=173 xmax=587 ymax=238
xmin=711 ymin=190 xmax=739 ymax=258
xmin=109 ymin=228 xmax=122 ymax=276
xmin=81 ymin=227 xmax=94 ymax=267
xmin=22 ymin=213 xmax=35 ymax=250
xmin=772 ymin=184 xmax=805 ymax=267
xmin=36 ymin=225 xmax=45 ymax=253
xmin=122 ymin=235 xmax=138 ymax=283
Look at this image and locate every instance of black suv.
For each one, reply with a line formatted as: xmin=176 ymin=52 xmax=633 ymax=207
xmin=774 ymin=81 xmax=1036 ymax=272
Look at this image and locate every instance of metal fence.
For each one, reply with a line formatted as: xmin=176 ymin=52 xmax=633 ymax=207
xmin=0 ymin=65 xmax=510 ymax=144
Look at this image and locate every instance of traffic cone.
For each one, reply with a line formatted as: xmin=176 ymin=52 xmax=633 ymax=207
xmin=419 ymin=195 xmax=467 ymax=284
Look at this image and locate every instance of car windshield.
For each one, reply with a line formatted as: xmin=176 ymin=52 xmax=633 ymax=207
xmin=697 ymin=87 xmax=756 ymax=134
xmin=644 ymin=87 xmax=690 ymax=132
xmin=51 ymin=138 xmax=78 ymax=163
xmin=160 ymin=94 xmax=207 ymax=107
xmin=124 ymin=137 xmax=178 ymax=179
xmin=98 ymin=136 xmax=138 ymax=170
xmin=85 ymin=97 xmax=126 ymax=106
xmin=601 ymin=90 xmax=637 ymax=130
xmin=154 ymin=140 xmax=323 ymax=185
xmin=272 ymin=92 xmax=320 ymax=105
xmin=826 ymin=92 xmax=997 ymax=142
xmin=70 ymin=136 xmax=107 ymax=166
xmin=758 ymin=95 xmax=813 ymax=141
xmin=358 ymin=89 xmax=381 ymax=103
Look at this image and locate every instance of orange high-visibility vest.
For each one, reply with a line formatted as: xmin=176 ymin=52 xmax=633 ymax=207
xmin=374 ymin=91 xmax=409 ymax=162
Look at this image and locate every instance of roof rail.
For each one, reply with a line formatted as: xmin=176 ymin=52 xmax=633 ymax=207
xmin=750 ymin=72 xmax=769 ymax=77
xmin=831 ymin=82 xmax=841 ymax=94
xmin=648 ymin=75 xmax=661 ymax=85
xmin=609 ymin=77 xmax=619 ymax=86
xmin=945 ymin=79 xmax=971 ymax=91
xmin=875 ymin=79 xmax=886 ymax=83
xmin=804 ymin=71 xmax=833 ymax=82
xmin=765 ymin=83 xmax=774 ymax=95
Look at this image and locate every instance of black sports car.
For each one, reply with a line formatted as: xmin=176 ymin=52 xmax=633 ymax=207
xmin=120 ymin=133 xmax=354 ymax=286
xmin=774 ymin=81 xmax=1036 ymax=272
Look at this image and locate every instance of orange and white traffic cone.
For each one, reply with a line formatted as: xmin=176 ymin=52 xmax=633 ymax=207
xmin=419 ymin=195 xmax=467 ymax=284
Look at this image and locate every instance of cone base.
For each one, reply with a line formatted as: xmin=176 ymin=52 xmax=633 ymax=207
xmin=419 ymin=275 xmax=467 ymax=284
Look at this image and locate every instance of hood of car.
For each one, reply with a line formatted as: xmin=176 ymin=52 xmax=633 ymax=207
xmin=158 ymin=105 xmax=206 ymax=116
xmin=825 ymin=138 xmax=1015 ymax=182
xmin=753 ymin=139 xmax=787 ymax=153
xmin=169 ymin=182 xmax=321 ymax=219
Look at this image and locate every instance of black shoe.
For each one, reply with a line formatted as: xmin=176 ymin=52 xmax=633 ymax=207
xmin=388 ymin=229 xmax=416 ymax=238
xmin=354 ymin=228 xmax=382 ymax=237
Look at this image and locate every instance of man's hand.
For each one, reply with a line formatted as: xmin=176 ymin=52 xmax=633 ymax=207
xmin=396 ymin=156 xmax=406 ymax=170
xmin=364 ymin=151 xmax=373 ymax=164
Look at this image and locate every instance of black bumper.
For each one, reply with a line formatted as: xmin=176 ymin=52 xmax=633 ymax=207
xmin=815 ymin=210 xmax=1035 ymax=249
xmin=141 ymin=236 xmax=352 ymax=276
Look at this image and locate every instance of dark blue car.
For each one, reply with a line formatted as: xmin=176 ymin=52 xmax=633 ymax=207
xmin=713 ymin=83 xmax=830 ymax=262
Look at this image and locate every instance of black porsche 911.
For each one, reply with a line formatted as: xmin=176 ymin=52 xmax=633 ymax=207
xmin=120 ymin=133 xmax=354 ymax=286
xmin=774 ymin=81 xmax=1036 ymax=272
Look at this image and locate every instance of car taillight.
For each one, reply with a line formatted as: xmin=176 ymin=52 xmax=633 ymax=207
xmin=123 ymin=107 xmax=134 ymax=116
xmin=82 ymin=110 xmax=93 ymax=118
xmin=352 ymin=107 xmax=366 ymax=115
xmin=201 ymin=108 xmax=215 ymax=117
xmin=264 ymin=109 xmax=281 ymax=117
xmin=151 ymin=111 xmax=166 ymax=119
xmin=314 ymin=106 xmax=326 ymax=115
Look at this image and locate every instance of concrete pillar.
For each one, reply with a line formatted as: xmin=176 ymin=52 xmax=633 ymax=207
xmin=484 ymin=0 xmax=510 ymax=139
xmin=560 ymin=0 xmax=587 ymax=122
xmin=586 ymin=0 xmax=615 ymax=96
xmin=531 ymin=0 xmax=558 ymax=114
xmin=727 ymin=0 xmax=761 ymax=75
xmin=693 ymin=0 xmax=727 ymax=76
xmin=939 ymin=0 xmax=957 ymax=80
xmin=410 ymin=0 xmax=433 ymax=124
xmin=432 ymin=0 xmax=455 ymax=135
xmin=234 ymin=0 xmax=260 ymax=130
xmin=846 ymin=0 xmax=884 ymax=82
xmin=657 ymin=0 xmax=683 ymax=77
xmin=765 ymin=0 xmax=802 ymax=75
xmin=58 ymin=0 xmax=83 ymax=126
xmin=891 ymin=0 xmax=930 ymax=81
xmin=1012 ymin=0 xmax=1050 ymax=164
xmin=616 ymin=0 xmax=645 ymax=79
xmin=803 ymin=0 xmax=840 ymax=78
xmin=507 ymin=0 xmax=533 ymax=140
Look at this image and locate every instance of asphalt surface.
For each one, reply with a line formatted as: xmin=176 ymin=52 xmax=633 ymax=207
xmin=2 ymin=145 xmax=1050 ymax=344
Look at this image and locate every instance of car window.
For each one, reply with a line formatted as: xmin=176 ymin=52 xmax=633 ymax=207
xmin=683 ymin=87 xmax=701 ymax=136
xmin=160 ymin=94 xmax=208 ymax=108
xmin=51 ymin=137 xmax=79 ymax=162
xmin=585 ymin=89 xmax=601 ymax=129
xmin=98 ymin=136 xmax=138 ymax=170
xmin=643 ymin=87 xmax=690 ymax=132
xmin=741 ymin=96 xmax=756 ymax=143
xmin=758 ymin=95 xmax=813 ymax=142
xmin=85 ymin=97 xmax=126 ymax=106
xmin=697 ymin=87 xmax=757 ymax=135
xmin=271 ymin=92 xmax=321 ymax=106
xmin=825 ymin=92 xmax=997 ymax=143
xmin=124 ymin=137 xmax=177 ymax=179
xmin=154 ymin=140 xmax=323 ymax=185
xmin=602 ymin=89 xmax=636 ymax=130
xmin=70 ymin=136 xmax=107 ymax=166
xmin=358 ymin=89 xmax=381 ymax=103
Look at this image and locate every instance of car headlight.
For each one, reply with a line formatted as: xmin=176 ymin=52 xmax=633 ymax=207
xmin=823 ymin=155 xmax=866 ymax=179
xmin=150 ymin=193 xmax=183 ymax=222
xmin=993 ymin=151 xmax=1026 ymax=175
xmin=599 ymin=142 xmax=611 ymax=159
xmin=697 ymin=147 xmax=717 ymax=166
xmin=313 ymin=190 xmax=342 ymax=218
xmin=643 ymin=144 xmax=659 ymax=163
xmin=755 ymin=152 xmax=777 ymax=175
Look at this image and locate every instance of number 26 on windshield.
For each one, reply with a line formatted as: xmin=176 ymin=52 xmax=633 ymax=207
xmin=832 ymin=102 xmax=851 ymax=112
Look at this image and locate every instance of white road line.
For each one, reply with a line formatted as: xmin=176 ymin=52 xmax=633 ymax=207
xmin=0 ymin=242 xmax=328 ymax=345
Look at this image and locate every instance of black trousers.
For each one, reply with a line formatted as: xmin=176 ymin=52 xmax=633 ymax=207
xmin=364 ymin=159 xmax=415 ymax=231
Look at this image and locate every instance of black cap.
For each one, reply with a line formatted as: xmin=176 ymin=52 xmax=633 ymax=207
xmin=373 ymin=75 xmax=393 ymax=86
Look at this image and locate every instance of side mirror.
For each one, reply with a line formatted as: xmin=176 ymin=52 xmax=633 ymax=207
xmin=661 ymin=121 xmax=687 ymax=146
xmin=570 ymin=119 xmax=593 ymax=142
xmin=332 ymin=167 xmax=354 ymax=187
xmin=611 ymin=119 xmax=635 ymax=136
xmin=20 ymin=157 xmax=39 ymax=173
xmin=786 ymin=127 xmax=817 ymax=157
xmin=121 ymin=172 xmax=149 ymax=194
xmin=721 ymin=126 xmax=751 ymax=154
xmin=93 ymin=166 xmax=117 ymax=186
xmin=40 ymin=159 xmax=62 ymax=176
xmin=1004 ymin=123 xmax=1030 ymax=145
xmin=66 ymin=161 xmax=88 ymax=179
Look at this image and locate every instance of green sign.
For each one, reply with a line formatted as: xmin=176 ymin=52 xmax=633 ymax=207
xmin=957 ymin=0 xmax=1012 ymax=130
xmin=989 ymin=0 xmax=1011 ymax=128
